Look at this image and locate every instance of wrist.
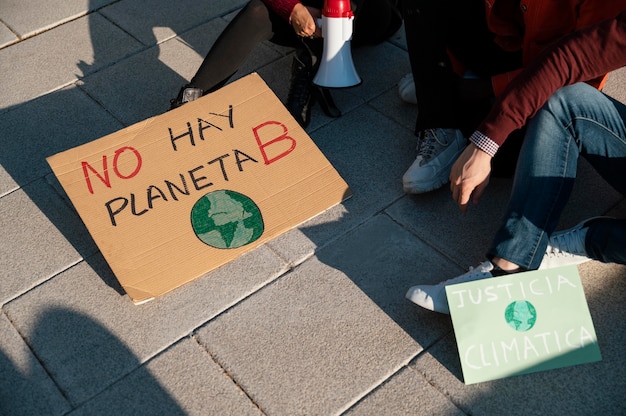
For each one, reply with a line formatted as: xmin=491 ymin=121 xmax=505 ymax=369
xmin=469 ymin=142 xmax=493 ymax=159
xmin=469 ymin=130 xmax=498 ymax=157
xmin=289 ymin=3 xmax=304 ymax=23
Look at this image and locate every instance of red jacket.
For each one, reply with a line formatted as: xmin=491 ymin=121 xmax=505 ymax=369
xmin=263 ymin=0 xmax=312 ymax=22
xmin=471 ymin=10 xmax=626 ymax=155
xmin=486 ymin=0 xmax=626 ymax=95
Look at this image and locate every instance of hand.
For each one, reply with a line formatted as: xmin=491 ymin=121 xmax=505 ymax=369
xmin=290 ymin=4 xmax=321 ymax=38
xmin=449 ymin=143 xmax=493 ymax=213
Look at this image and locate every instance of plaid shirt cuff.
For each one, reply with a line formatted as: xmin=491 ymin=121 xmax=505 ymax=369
xmin=469 ymin=131 xmax=499 ymax=157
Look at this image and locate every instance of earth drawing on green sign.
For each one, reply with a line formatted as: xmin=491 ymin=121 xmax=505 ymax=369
xmin=504 ymin=300 xmax=537 ymax=332
xmin=191 ymin=190 xmax=264 ymax=249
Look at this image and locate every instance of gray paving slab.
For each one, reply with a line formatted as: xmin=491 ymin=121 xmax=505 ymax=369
xmin=79 ymin=19 xmax=285 ymax=126
xmin=348 ymin=41 xmax=411 ymax=102
xmin=0 ymin=20 xmax=17 ymax=48
xmin=316 ymin=214 xmax=458 ymax=344
xmin=0 ymin=164 xmax=18 ymax=196
xmin=99 ymin=0 xmax=247 ymax=45
xmin=387 ymin=21 xmax=407 ymax=52
xmin=3 ymin=245 xmax=287 ymax=406
xmin=78 ymin=41 xmax=193 ymax=125
xmin=313 ymin=104 xmax=414 ymax=199
xmin=607 ymin=197 xmax=626 ymax=215
xmin=0 ymin=311 xmax=71 ymax=416
xmin=558 ymin=158 xmax=625 ymax=224
xmin=0 ymin=179 xmax=98 ymax=305
xmin=602 ymin=66 xmax=626 ymax=102
xmin=370 ymin=87 xmax=420 ymax=132
xmin=345 ymin=367 xmax=465 ymax=416
xmin=69 ymin=337 xmax=263 ymax=416
xmin=385 ymin=178 xmax=514 ymax=269
xmin=409 ymin=262 xmax=626 ymax=416
xmin=194 ymin=253 xmax=419 ymax=415
xmin=0 ymin=13 xmax=142 ymax=110
xmin=0 ymin=85 xmax=123 ymax=196
xmin=0 ymin=0 xmax=114 ymax=38
xmin=266 ymin=203 xmax=350 ymax=267
xmin=160 ymin=17 xmax=240 ymax=82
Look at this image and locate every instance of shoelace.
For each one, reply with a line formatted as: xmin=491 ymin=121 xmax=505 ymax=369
xmin=416 ymin=129 xmax=446 ymax=161
xmin=545 ymin=229 xmax=586 ymax=258
xmin=466 ymin=262 xmax=492 ymax=275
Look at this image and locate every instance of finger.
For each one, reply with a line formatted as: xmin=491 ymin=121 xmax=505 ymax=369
xmin=305 ymin=21 xmax=317 ymax=37
xmin=450 ymin=179 xmax=460 ymax=204
xmin=471 ymin=180 xmax=489 ymax=205
xmin=458 ymin=192 xmax=470 ymax=213
xmin=457 ymin=183 xmax=474 ymax=213
xmin=452 ymin=184 xmax=468 ymax=213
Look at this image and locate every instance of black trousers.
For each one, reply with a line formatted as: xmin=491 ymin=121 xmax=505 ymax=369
xmin=398 ymin=0 xmax=521 ymax=133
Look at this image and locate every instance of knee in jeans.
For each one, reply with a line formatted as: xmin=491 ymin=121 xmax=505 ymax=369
xmin=547 ymin=83 xmax=599 ymax=111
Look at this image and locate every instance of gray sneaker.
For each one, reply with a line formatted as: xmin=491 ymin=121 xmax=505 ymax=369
xmin=406 ymin=261 xmax=496 ymax=314
xmin=402 ymin=128 xmax=468 ymax=194
xmin=538 ymin=217 xmax=608 ymax=269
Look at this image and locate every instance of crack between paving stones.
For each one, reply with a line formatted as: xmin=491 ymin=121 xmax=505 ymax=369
xmin=190 ymin=333 xmax=268 ymax=415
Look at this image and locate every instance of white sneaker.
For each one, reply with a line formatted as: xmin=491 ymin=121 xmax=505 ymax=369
xmin=406 ymin=261 xmax=496 ymax=314
xmin=407 ymin=217 xmax=608 ymax=314
xmin=398 ymin=73 xmax=417 ymax=104
xmin=402 ymin=128 xmax=468 ymax=194
xmin=539 ymin=217 xmax=607 ymax=269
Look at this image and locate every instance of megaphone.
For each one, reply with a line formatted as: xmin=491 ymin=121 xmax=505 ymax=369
xmin=312 ymin=0 xmax=362 ymax=88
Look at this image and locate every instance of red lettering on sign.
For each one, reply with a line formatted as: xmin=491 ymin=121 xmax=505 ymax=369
xmin=253 ymin=121 xmax=296 ymax=165
xmin=82 ymin=146 xmax=143 ymax=194
xmin=113 ymin=146 xmax=143 ymax=179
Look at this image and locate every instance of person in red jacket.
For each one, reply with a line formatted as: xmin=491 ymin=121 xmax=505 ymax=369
xmin=399 ymin=0 xmax=626 ymax=194
xmin=168 ymin=0 xmax=401 ymax=128
xmin=406 ymin=11 xmax=626 ymax=314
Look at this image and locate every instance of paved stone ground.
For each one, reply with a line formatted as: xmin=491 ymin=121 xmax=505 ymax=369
xmin=1 ymin=1 xmax=625 ymax=415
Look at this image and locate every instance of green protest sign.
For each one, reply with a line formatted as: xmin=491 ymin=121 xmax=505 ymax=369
xmin=446 ymin=265 xmax=601 ymax=384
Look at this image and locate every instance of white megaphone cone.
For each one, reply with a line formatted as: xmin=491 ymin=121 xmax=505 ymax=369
xmin=312 ymin=0 xmax=362 ymax=88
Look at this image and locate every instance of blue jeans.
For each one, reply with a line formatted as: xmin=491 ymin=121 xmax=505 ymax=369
xmin=488 ymin=83 xmax=626 ymax=269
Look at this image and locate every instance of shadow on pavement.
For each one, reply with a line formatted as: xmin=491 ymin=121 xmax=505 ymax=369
xmin=1 ymin=307 xmax=184 ymax=415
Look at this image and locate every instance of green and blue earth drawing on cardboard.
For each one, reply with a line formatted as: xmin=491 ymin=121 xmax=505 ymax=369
xmin=446 ymin=265 xmax=601 ymax=384
xmin=191 ymin=190 xmax=264 ymax=249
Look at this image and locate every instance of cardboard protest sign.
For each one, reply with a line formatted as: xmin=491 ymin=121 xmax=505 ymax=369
xmin=446 ymin=265 xmax=601 ymax=384
xmin=47 ymin=73 xmax=351 ymax=304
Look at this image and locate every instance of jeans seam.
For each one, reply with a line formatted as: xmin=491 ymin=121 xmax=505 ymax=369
xmin=527 ymin=118 xmax=575 ymax=269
